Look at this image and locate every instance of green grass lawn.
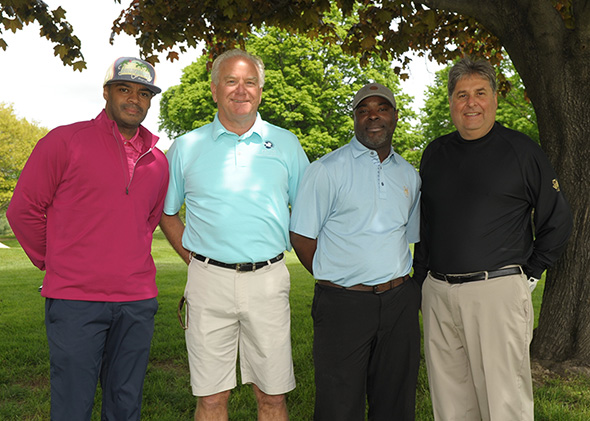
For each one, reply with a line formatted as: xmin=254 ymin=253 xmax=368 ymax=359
xmin=1 ymin=230 xmax=589 ymax=420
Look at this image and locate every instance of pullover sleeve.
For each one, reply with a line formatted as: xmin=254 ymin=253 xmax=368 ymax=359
xmin=412 ymin=225 xmax=429 ymax=285
xmin=412 ymin=146 xmax=432 ymax=285
xmin=6 ymin=131 xmax=68 ymax=270
xmin=522 ymin=145 xmax=573 ymax=279
xmin=147 ymin=150 xmax=170 ymax=232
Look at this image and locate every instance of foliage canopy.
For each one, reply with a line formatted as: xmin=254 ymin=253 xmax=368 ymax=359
xmin=0 ymin=0 xmax=85 ymax=70
xmin=1 ymin=1 xmax=575 ymax=78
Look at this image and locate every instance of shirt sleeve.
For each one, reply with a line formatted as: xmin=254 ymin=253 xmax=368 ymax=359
xmin=6 ymin=131 xmax=68 ymax=270
xmin=522 ymin=145 xmax=573 ymax=279
xmin=162 ymin=139 xmax=186 ymax=216
xmin=412 ymin=147 xmax=432 ymax=285
xmin=290 ymin=161 xmax=333 ymax=240
xmin=406 ymin=172 xmax=421 ymax=245
xmin=412 ymin=216 xmax=429 ymax=285
xmin=287 ymin=140 xmax=310 ymax=206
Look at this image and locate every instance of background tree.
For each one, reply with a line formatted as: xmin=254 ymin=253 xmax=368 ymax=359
xmin=0 ymin=103 xmax=47 ymax=233
xmin=419 ymin=67 xmax=451 ymax=145
xmin=158 ymin=55 xmax=216 ymax=137
xmin=495 ymin=59 xmax=539 ymax=143
xmin=159 ymin=22 xmax=421 ymax=164
xmin=420 ymin=58 xmax=538 ymax=144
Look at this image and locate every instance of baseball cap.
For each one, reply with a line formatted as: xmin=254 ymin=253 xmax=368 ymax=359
xmin=103 ymin=57 xmax=161 ymax=94
xmin=352 ymin=83 xmax=396 ymax=110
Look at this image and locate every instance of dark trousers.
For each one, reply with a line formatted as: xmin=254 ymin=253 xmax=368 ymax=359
xmin=45 ymin=298 xmax=158 ymax=421
xmin=312 ymin=279 xmax=421 ymax=421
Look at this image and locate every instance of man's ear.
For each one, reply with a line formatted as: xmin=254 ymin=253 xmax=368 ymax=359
xmin=211 ymin=82 xmax=218 ymax=103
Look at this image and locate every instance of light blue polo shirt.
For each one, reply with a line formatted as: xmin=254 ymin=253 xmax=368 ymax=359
xmin=164 ymin=113 xmax=309 ymax=263
xmin=290 ymin=136 xmax=421 ymax=287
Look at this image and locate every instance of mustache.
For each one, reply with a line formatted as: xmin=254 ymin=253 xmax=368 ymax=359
xmin=122 ymin=104 xmax=144 ymax=113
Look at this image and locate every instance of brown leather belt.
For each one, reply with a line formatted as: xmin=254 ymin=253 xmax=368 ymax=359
xmin=317 ymin=275 xmax=410 ymax=295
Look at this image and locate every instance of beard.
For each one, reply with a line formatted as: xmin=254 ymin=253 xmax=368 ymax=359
xmin=356 ymin=126 xmax=394 ymax=151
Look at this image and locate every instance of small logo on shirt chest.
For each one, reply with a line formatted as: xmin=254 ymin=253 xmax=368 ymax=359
xmin=263 ymin=141 xmax=274 ymax=149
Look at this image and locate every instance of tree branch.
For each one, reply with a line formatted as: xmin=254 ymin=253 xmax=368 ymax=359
xmin=421 ymin=0 xmax=495 ymax=20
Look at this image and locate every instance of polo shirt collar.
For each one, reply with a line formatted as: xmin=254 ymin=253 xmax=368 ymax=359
xmin=350 ymin=136 xmax=396 ymax=164
xmin=102 ymin=111 xmax=146 ymax=152
xmin=212 ymin=112 xmax=264 ymax=141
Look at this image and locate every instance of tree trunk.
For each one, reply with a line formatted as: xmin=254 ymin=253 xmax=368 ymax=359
xmin=527 ymin=60 xmax=590 ymax=367
xmin=479 ymin=1 xmax=590 ymax=368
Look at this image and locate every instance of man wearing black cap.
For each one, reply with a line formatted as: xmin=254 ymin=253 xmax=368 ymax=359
xmin=7 ymin=57 xmax=169 ymax=420
xmin=290 ymin=83 xmax=422 ymax=420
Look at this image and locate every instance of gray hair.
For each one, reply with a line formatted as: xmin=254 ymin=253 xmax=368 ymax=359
xmin=448 ymin=57 xmax=497 ymax=98
xmin=210 ymin=49 xmax=265 ymax=88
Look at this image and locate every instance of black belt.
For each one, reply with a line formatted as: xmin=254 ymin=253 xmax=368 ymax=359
xmin=191 ymin=252 xmax=283 ymax=272
xmin=430 ymin=267 xmax=522 ymax=284
xmin=317 ymin=275 xmax=410 ymax=294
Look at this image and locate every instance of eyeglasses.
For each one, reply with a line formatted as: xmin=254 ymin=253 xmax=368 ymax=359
xmin=177 ymin=296 xmax=188 ymax=330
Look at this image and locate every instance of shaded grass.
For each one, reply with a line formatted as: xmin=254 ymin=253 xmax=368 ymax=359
xmin=0 ymin=231 xmax=588 ymax=420
xmin=534 ymin=372 xmax=590 ymax=420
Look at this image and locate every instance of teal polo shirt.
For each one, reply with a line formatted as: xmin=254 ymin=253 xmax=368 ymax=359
xmin=164 ymin=113 xmax=309 ymax=263
xmin=290 ymin=136 xmax=421 ymax=287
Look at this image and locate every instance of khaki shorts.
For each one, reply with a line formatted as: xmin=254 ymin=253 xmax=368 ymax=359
xmin=183 ymin=256 xmax=295 ymax=397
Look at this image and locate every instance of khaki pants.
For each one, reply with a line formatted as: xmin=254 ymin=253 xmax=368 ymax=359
xmin=422 ymin=271 xmax=534 ymax=421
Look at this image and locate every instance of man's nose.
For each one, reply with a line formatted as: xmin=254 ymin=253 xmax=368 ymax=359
xmin=235 ymin=81 xmax=247 ymax=93
xmin=128 ymin=90 xmax=140 ymax=103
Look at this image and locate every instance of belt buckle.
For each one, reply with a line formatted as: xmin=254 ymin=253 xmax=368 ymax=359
xmin=448 ymin=273 xmax=479 ymax=283
xmin=448 ymin=275 xmax=467 ymax=284
xmin=372 ymin=283 xmax=387 ymax=295
xmin=236 ymin=262 xmax=255 ymax=272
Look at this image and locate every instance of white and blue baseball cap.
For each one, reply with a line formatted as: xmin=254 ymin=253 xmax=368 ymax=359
xmin=103 ymin=57 xmax=161 ymax=94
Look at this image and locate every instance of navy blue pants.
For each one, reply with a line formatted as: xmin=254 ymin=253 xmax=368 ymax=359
xmin=312 ymin=279 xmax=421 ymax=421
xmin=45 ymin=298 xmax=158 ymax=421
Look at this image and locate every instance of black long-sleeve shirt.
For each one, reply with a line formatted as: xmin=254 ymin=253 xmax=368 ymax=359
xmin=413 ymin=122 xmax=572 ymax=283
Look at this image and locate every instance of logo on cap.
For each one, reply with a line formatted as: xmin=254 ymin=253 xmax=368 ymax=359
xmin=118 ymin=60 xmax=154 ymax=84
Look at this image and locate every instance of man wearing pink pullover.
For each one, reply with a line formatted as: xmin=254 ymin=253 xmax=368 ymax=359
xmin=7 ymin=57 xmax=169 ymax=420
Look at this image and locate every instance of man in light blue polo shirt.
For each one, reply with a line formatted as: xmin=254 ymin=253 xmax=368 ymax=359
xmin=160 ymin=49 xmax=309 ymax=421
xmin=290 ymin=83 xmax=421 ymax=420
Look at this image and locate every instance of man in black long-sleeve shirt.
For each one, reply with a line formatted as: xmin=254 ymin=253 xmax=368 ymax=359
xmin=413 ymin=57 xmax=572 ymax=421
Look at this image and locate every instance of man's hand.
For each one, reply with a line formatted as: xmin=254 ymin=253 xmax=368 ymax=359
xmin=528 ymin=277 xmax=540 ymax=293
